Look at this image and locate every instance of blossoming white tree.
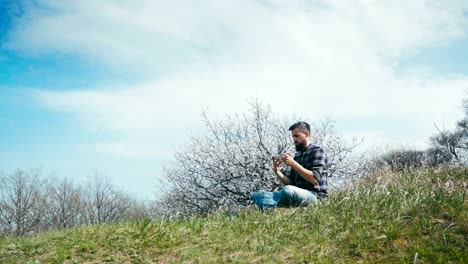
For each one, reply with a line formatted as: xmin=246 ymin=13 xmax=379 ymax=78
xmin=158 ymin=100 xmax=362 ymax=216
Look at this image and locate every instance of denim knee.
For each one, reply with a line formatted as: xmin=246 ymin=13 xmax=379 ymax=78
xmin=278 ymin=185 xmax=317 ymax=207
xmin=251 ymin=190 xmax=279 ymax=209
xmin=280 ymin=185 xmax=295 ymax=198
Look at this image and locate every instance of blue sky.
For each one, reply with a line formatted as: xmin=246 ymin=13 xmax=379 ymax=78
xmin=1 ymin=0 xmax=468 ymax=200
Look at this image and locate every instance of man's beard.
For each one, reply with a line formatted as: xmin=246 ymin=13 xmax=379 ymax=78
xmin=295 ymin=142 xmax=307 ymax=151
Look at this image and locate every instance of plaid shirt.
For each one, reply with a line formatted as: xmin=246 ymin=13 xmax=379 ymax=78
xmin=287 ymin=144 xmax=329 ymax=198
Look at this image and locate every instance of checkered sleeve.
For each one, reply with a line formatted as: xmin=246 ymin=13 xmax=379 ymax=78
xmin=311 ymin=147 xmax=326 ymax=179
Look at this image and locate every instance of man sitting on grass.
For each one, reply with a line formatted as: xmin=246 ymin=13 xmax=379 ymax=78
xmin=252 ymin=121 xmax=329 ymax=209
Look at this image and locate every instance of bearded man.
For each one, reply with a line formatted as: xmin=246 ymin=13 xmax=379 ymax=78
xmin=252 ymin=121 xmax=329 ymax=208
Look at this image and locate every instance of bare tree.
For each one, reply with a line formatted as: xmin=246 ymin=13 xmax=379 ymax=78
xmin=45 ymin=177 xmax=83 ymax=229
xmin=81 ymin=175 xmax=135 ymax=224
xmin=0 ymin=169 xmax=151 ymax=236
xmin=123 ymin=200 xmax=152 ymax=221
xmin=159 ymin=100 xmax=361 ymax=216
xmin=0 ymin=169 xmax=51 ymax=236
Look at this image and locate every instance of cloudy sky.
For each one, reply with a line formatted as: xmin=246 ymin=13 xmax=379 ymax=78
xmin=1 ymin=0 xmax=467 ymax=199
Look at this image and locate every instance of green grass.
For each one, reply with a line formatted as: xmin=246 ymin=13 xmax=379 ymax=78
xmin=1 ymin=167 xmax=467 ymax=263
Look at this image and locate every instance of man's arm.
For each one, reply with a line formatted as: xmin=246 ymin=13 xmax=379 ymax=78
xmin=272 ymin=157 xmax=292 ymax=185
xmin=282 ymin=153 xmax=319 ymax=185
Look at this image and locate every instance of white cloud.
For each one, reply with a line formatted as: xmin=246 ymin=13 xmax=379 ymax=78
xmin=6 ymin=1 xmax=467 ymax=69
xmin=7 ymin=0 xmax=468 ymax=158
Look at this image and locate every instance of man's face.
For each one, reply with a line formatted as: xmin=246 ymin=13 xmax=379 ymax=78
xmin=291 ymin=128 xmax=310 ymax=151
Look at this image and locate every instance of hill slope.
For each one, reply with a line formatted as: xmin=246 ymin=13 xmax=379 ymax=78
xmin=1 ymin=168 xmax=467 ymax=263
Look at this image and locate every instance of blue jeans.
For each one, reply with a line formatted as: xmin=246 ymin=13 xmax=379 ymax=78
xmin=251 ymin=185 xmax=318 ymax=209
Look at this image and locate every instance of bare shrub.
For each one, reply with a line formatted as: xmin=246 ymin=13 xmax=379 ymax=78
xmin=367 ymin=148 xmax=426 ymax=172
xmin=429 ymin=122 xmax=468 ymax=166
xmin=428 ymin=98 xmax=468 ymax=166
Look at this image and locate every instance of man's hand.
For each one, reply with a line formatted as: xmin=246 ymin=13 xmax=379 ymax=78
xmin=272 ymin=156 xmax=282 ymax=173
xmin=282 ymin=152 xmax=296 ymax=167
xmin=272 ymin=155 xmax=292 ymax=185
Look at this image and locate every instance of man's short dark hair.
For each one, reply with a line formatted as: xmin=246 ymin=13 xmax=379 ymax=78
xmin=289 ymin=121 xmax=311 ymax=133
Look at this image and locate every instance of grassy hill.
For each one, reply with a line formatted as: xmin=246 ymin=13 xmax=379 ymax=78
xmin=1 ymin=167 xmax=466 ymax=263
